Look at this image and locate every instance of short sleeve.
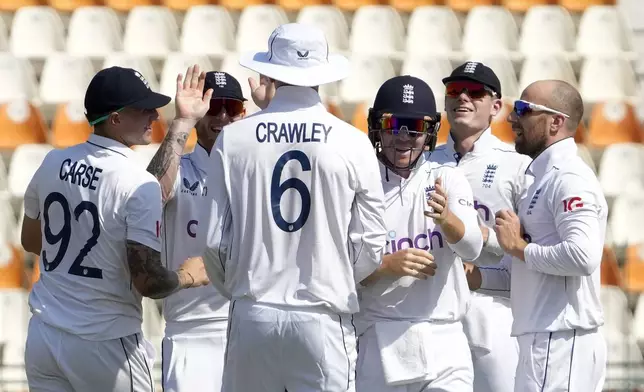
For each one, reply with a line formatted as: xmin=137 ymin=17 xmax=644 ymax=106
xmin=24 ymin=156 xmax=49 ymax=219
xmin=125 ymin=177 xmax=163 ymax=252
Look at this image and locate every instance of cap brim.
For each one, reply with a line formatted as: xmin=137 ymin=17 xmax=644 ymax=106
xmin=212 ymin=94 xmax=247 ymax=102
xmin=239 ymin=51 xmax=349 ymax=87
xmin=441 ymin=75 xmax=486 ymax=85
xmin=130 ymin=91 xmax=172 ymax=110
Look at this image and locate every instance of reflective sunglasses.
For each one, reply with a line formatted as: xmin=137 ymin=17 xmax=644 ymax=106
xmin=375 ymin=116 xmax=437 ymax=136
xmin=513 ymin=100 xmax=570 ymax=118
xmin=445 ymin=81 xmax=495 ymax=99
xmin=206 ymin=98 xmax=245 ymax=117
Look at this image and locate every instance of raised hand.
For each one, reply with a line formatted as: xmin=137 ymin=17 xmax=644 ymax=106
xmin=424 ymin=177 xmax=449 ymax=225
xmin=175 ymin=64 xmax=214 ymax=121
xmin=249 ymin=75 xmax=276 ymax=110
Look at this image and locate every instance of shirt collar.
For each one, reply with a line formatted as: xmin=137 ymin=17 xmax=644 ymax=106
xmin=379 ymin=151 xmax=429 ymax=183
xmin=525 ymin=137 xmax=577 ymax=178
xmin=86 ymin=134 xmax=135 ymax=158
xmin=266 ymin=86 xmax=325 ymax=112
xmin=192 ymin=142 xmax=210 ymax=169
xmin=446 ymin=127 xmax=495 ymax=159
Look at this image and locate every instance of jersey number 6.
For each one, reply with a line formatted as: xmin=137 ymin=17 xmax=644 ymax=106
xmin=41 ymin=192 xmax=103 ymax=279
xmin=270 ymin=150 xmax=311 ymax=233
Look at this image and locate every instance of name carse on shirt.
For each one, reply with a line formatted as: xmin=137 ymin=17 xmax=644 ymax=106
xmin=58 ymin=158 xmax=103 ymax=190
xmin=256 ymin=122 xmax=332 ymax=144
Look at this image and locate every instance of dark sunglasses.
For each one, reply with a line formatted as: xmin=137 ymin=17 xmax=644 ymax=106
xmin=373 ymin=115 xmax=440 ymax=137
xmin=513 ymin=100 xmax=570 ymax=118
xmin=206 ymin=99 xmax=245 ymax=117
xmin=445 ymin=81 xmax=496 ymax=99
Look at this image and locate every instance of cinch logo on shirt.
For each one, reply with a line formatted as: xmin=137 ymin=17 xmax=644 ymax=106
xmin=182 ymin=178 xmax=199 ymax=196
xmin=385 ymin=229 xmax=444 ymax=254
xmin=474 ymin=200 xmax=491 ymax=222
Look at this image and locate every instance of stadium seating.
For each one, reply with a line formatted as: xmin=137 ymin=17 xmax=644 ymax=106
xmin=579 ymin=56 xmax=637 ymax=103
xmin=0 ymin=1 xmax=643 ymax=388
xmin=340 ymin=56 xmax=395 ymax=104
xmin=180 ymin=6 xmax=236 ymax=56
xmin=0 ymin=101 xmax=48 ymax=150
xmin=587 ymin=101 xmax=642 ymax=148
xmin=296 ymin=6 xmax=350 ymax=52
xmin=462 ymin=6 xmax=518 ymax=56
xmin=7 ymin=144 xmax=53 ymax=201
xmin=519 ymin=5 xmax=576 ymax=56
xmin=123 ymin=6 xmax=179 ymax=58
xmin=50 ymin=101 xmax=92 ymax=149
xmin=39 ymin=54 xmax=96 ymax=106
xmin=49 ymin=0 xmax=101 ymax=12
xmin=405 ymin=6 xmax=462 ymax=57
xmin=236 ymin=5 xmax=289 ymax=53
xmin=66 ymin=6 xmax=123 ymax=58
xmin=0 ymin=54 xmax=39 ymax=103
xmin=9 ymin=6 xmax=66 ymax=60
xmin=350 ymin=6 xmax=405 ymax=57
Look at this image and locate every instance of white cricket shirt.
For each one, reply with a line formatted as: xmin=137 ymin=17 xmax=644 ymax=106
xmin=481 ymin=138 xmax=607 ymax=335
xmin=432 ymin=129 xmax=532 ymax=297
xmin=354 ymin=153 xmax=483 ymax=335
xmin=24 ymin=134 xmax=162 ymax=341
xmin=200 ymin=86 xmax=387 ymax=315
xmin=162 ymin=143 xmax=229 ymax=336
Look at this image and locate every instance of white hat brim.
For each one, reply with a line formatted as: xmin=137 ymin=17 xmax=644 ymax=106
xmin=239 ymin=51 xmax=349 ymax=87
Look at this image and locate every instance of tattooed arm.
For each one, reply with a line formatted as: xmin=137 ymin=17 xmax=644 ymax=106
xmin=146 ymin=118 xmax=196 ymax=204
xmin=147 ymin=65 xmax=214 ymax=204
xmin=126 ymin=240 xmax=195 ymax=299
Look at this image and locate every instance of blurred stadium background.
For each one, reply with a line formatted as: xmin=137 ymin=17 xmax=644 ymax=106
xmin=0 ymin=0 xmax=642 ymax=390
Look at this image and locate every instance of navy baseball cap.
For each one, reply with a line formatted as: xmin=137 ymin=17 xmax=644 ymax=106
xmin=84 ymin=66 xmax=171 ymax=126
xmin=204 ymin=71 xmax=246 ymax=101
xmin=442 ymin=61 xmax=502 ymax=98
xmin=371 ymin=75 xmax=439 ymax=119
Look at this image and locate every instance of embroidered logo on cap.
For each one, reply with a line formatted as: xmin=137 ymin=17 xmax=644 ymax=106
xmin=134 ymin=71 xmax=150 ymax=89
xmin=463 ymin=62 xmax=479 ymax=74
xmin=402 ymin=84 xmax=414 ymax=104
xmin=214 ymin=72 xmax=227 ymax=87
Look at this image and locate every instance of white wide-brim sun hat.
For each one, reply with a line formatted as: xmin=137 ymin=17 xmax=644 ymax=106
xmin=239 ymin=23 xmax=349 ymax=87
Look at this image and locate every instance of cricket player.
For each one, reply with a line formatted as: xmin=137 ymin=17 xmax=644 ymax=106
xmin=431 ymin=62 xmax=531 ymax=392
xmin=146 ymin=71 xmax=247 ymax=392
xmin=20 ymin=65 xmax=211 ymax=392
xmin=355 ymin=75 xmax=483 ymax=392
xmin=200 ymin=23 xmax=388 ymax=392
xmin=471 ymin=80 xmax=607 ymax=392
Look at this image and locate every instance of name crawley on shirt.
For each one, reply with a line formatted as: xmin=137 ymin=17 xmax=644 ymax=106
xmin=255 ymin=121 xmax=333 ymax=143
xmin=58 ymin=158 xmax=103 ymax=190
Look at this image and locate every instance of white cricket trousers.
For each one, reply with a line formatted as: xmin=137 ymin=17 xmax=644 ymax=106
xmin=356 ymin=321 xmax=473 ymax=392
xmin=162 ymin=329 xmax=227 ymax=392
xmin=462 ymin=293 xmax=518 ymax=392
xmin=514 ymin=328 xmax=606 ymax=392
xmin=222 ymin=299 xmax=357 ymax=392
xmin=25 ymin=316 xmax=155 ymax=392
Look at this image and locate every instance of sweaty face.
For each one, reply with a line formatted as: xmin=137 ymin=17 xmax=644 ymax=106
xmin=508 ymin=100 xmax=549 ymax=158
xmin=444 ymin=81 xmax=497 ymax=131
xmin=114 ymin=107 xmax=159 ymax=146
xmin=196 ymin=98 xmax=245 ymax=152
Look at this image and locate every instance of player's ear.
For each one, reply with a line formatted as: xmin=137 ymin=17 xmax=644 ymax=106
xmin=490 ymin=98 xmax=503 ymax=117
xmin=108 ymin=111 xmax=121 ymax=126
